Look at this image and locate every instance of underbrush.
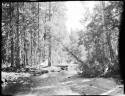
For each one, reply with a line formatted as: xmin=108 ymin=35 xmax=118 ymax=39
xmin=78 ymin=61 xmax=123 ymax=85
xmin=1 ymin=66 xmax=48 ymax=89
xmin=2 ymin=72 xmax=31 ymax=87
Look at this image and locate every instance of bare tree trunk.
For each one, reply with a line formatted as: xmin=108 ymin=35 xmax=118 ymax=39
xmin=43 ymin=21 xmax=46 ymax=62
xmin=22 ymin=3 xmax=28 ymax=67
xmin=101 ymin=1 xmax=117 ymax=65
xmin=15 ymin=2 xmax=20 ymax=69
xmin=101 ymin=1 xmax=119 ymax=75
xmin=48 ymin=29 xmax=51 ymax=66
xmin=30 ymin=4 xmax=33 ymax=66
xmin=48 ymin=2 xmax=52 ymax=66
xmin=10 ymin=3 xmax=14 ymax=68
xmin=31 ymin=30 xmax=33 ymax=66
xmin=43 ymin=3 xmax=47 ymax=62
xmin=101 ymin=1 xmax=109 ymax=74
xmin=38 ymin=2 xmax=40 ymax=64
xmin=23 ymin=21 xmax=26 ymax=67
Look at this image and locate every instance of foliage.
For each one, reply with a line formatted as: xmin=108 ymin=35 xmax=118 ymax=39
xmin=2 ymin=1 xmax=122 ymax=78
xmin=2 ymin=2 xmax=67 ymax=71
xmin=78 ymin=1 xmax=123 ymax=77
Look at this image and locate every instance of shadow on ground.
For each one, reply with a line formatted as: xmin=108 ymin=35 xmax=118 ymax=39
xmin=2 ymin=76 xmax=33 ymax=95
xmin=2 ymin=70 xmax=49 ymax=96
xmin=2 ymin=70 xmax=124 ymax=96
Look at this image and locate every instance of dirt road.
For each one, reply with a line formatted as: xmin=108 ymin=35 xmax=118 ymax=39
xmin=2 ymin=70 xmax=124 ymax=96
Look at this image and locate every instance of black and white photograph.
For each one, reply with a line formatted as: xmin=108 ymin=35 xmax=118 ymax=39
xmin=1 ymin=1 xmax=124 ymax=96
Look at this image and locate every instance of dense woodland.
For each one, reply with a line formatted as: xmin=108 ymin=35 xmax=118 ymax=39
xmin=2 ymin=1 xmax=123 ymax=78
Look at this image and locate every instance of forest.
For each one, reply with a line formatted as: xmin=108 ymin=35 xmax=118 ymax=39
xmin=1 ymin=1 xmax=124 ymax=95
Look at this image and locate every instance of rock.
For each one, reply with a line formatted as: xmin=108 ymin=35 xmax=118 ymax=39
xmin=49 ymin=66 xmax=61 ymax=72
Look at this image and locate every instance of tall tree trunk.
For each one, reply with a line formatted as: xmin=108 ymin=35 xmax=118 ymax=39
xmin=23 ymin=18 xmax=26 ymax=67
xmin=43 ymin=4 xmax=47 ymax=62
xmin=101 ymin=1 xmax=110 ymax=73
xmin=101 ymin=1 xmax=117 ymax=65
xmin=22 ymin=3 xmax=28 ymax=67
xmin=48 ymin=29 xmax=51 ymax=66
xmin=38 ymin=2 xmax=40 ymax=64
xmin=22 ymin=2 xmax=25 ymax=67
xmin=6 ymin=3 xmax=10 ymax=64
xmin=101 ymin=1 xmax=118 ymax=75
xmin=23 ymin=21 xmax=26 ymax=67
xmin=30 ymin=3 xmax=33 ymax=66
xmin=10 ymin=3 xmax=14 ymax=68
xmin=33 ymin=3 xmax=36 ymax=66
xmin=48 ymin=2 xmax=52 ymax=66
xmin=31 ymin=30 xmax=33 ymax=66
xmin=106 ymin=32 xmax=118 ymax=70
xmin=15 ymin=2 xmax=20 ymax=69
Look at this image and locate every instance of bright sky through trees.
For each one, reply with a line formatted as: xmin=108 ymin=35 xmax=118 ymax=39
xmin=65 ymin=1 xmax=84 ymax=33
xmin=65 ymin=1 xmax=98 ymax=33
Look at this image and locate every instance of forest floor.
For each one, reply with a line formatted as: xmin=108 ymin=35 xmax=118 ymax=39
xmin=2 ymin=66 xmax=124 ymax=96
